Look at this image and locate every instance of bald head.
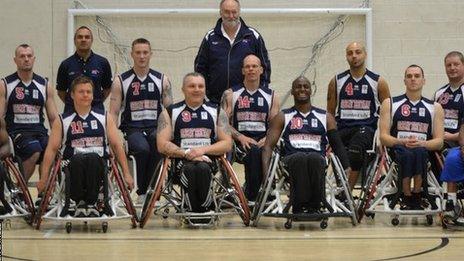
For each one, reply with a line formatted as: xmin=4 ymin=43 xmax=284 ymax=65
xmin=345 ymin=42 xmax=366 ymax=69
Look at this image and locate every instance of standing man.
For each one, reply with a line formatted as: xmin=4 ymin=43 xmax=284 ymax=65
xmin=157 ymin=72 xmax=232 ymax=213
xmin=434 ymin=51 xmax=464 ymax=148
xmin=110 ymin=38 xmax=173 ymax=203
xmin=0 ymin=44 xmax=58 ymax=182
xmin=379 ymin=65 xmax=444 ymax=210
xmin=221 ymin=54 xmax=279 ymax=202
xmin=56 ymin=26 xmax=112 ymax=112
xmin=327 ymin=41 xmax=390 ymax=191
xmin=195 ymin=0 xmax=271 ymax=104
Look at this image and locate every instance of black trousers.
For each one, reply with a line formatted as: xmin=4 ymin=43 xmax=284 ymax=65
xmin=283 ymin=152 xmax=326 ymax=212
xmin=243 ymin=145 xmax=263 ymax=201
xmin=67 ymin=153 xmax=105 ymax=205
xmin=180 ymin=161 xmax=212 ymax=213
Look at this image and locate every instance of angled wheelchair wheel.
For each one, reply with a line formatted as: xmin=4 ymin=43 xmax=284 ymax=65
xmin=110 ymin=158 xmax=138 ymax=228
xmin=4 ymin=157 xmax=35 ymax=220
xmin=252 ymin=151 xmax=280 ymax=226
xmin=139 ymin=158 xmax=170 ymax=228
xmin=36 ymin=158 xmax=61 ymax=229
xmin=219 ymin=157 xmax=250 ymax=226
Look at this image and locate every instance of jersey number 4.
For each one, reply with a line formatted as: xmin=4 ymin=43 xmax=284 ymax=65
xmin=345 ymin=83 xmax=354 ymax=96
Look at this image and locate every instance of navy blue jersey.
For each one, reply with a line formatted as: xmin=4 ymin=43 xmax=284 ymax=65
xmin=170 ymin=101 xmax=218 ymax=149
xmin=231 ymin=84 xmax=273 ymax=140
xmin=434 ymin=84 xmax=464 ymax=133
xmin=335 ymin=69 xmax=381 ymax=129
xmin=281 ymin=106 xmax=328 ymax=156
xmin=61 ymin=109 xmax=109 ymax=160
xmin=390 ymin=94 xmax=435 ymax=141
xmin=118 ymin=68 xmax=164 ymax=132
xmin=2 ymin=72 xmax=48 ymax=135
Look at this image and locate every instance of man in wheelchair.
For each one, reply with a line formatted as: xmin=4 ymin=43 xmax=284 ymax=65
xmin=156 ymin=72 xmax=232 ymax=215
xmin=262 ymin=76 xmax=350 ymax=214
xmin=379 ymin=65 xmax=444 ymax=210
xmin=221 ymin=54 xmax=280 ymax=203
xmin=37 ymin=76 xmax=134 ymax=217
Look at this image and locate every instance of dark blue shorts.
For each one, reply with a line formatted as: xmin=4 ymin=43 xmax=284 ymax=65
xmin=11 ymin=132 xmax=48 ymax=161
xmin=441 ymin=147 xmax=464 ymax=182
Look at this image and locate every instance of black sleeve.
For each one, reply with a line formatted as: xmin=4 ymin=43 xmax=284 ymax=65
xmin=327 ymin=129 xmax=350 ymax=170
xmin=101 ymin=58 xmax=113 ymax=90
xmin=256 ymin=35 xmax=271 ymax=84
xmin=194 ymin=36 xmax=210 ymax=81
xmin=56 ymin=62 xmax=68 ymax=91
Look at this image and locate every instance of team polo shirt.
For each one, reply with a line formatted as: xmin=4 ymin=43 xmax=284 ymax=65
xmin=56 ymin=51 xmax=112 ymax=112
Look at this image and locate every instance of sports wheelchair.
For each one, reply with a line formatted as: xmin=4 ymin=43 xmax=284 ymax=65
xmin=251 ymin=146 xmax=357 ymax=229
xmin=35 ymin=155 xmax=138 ymax=233
xmin=360 ymin=148 xmax=444 ymax=226
xmin=0 ymin=137 xmax=36 ymax=227
xmin=139 ymin=156 xmax=250 ymax=228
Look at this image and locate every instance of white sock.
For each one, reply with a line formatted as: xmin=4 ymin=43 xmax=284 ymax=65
xmin=448 ymin=193 xmax=457 ymax=205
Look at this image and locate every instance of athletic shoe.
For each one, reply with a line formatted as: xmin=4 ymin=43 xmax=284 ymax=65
xmin=444 ymin=200 xmax=461 ymax=221
xmin=74 ymin=201 xmax=87 ymax=217
xmin=137 ymin=194 xmax=147 ymax=205
xmin=87 ymin=205 xmax=100 ymax=217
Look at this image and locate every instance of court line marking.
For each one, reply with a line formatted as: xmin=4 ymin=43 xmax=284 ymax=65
xmin=370 ymin=237 xmax=449 ymax=261
xmin=2 ymin=255 xmax=37 ymax=261
xmin=3 ymin=235 xmax=463 ymax=241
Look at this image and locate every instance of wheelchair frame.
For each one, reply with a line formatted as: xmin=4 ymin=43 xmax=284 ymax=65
xmin=35 ymin=156 xmax=138 ymax=233
xmin=251 ymin=148 xmax=358 ymax=229
xmin=139 ymin=156 xmax=250 ymax=228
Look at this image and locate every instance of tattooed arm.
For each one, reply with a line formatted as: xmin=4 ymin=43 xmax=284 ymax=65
xmin=156 ymin=109 xmax=186 ymax=158
xmin=162 ymin=75 xmax=174 ymax=108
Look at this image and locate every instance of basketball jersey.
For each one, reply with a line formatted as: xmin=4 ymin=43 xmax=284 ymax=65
xmin=119 ymin=68 xmax=164 ymax=132
xmin=434 ymin=84 xmax=464 ymax=133
xmin=390 ymin=94 xmax=434 ymax=141
xmin=231 ymin=83 xmax=273 ymax=140
xmin=170 ymin=101 xmax=218 ymax=149
xmin=2 ymin=72 xmax=48 ymax=135
xmin=61 ymin=109 xmax=109 ymax=160
xmin=281 ymin=106 xmax=328 ymax=156
xmin=335 ymin=69 xmax=381 ymax=129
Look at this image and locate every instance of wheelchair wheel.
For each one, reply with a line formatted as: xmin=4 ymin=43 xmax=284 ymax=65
xmin=36 ymin=158 xmax=61 ymax=229
xmin=140 ymin=158 xmax=170 ymax=228
xmin=110 ymin=158 xmax=138 ymax=228
xmin=4 ymin=157 xmax=35 ymax=218
xmin=252 ymin=151 xmax=280 ymax=226
xmin=219 ymin=157 xmax=250 ymax=226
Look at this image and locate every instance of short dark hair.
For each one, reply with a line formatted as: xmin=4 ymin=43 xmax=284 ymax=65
xmin=444 ymin=51 xmax=464 ymax=64
xmin=15 ymin=44 xmax=32 ymax=56
xmin=182 ymin=72 xmax=205 ymax=87
xmin=131 ymin=38 xmax=151 ymax=49
xmin=405 ymin=64 xmax=425 ymax=77
xmin=74 ymin=26 xmax=93 ymax=40
xmin=70 ymin=75 xmax=95 ymax=93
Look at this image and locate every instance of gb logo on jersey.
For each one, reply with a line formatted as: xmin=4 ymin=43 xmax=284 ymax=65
xmin=132 ymin=82 xmax=141 ymax=96
xmin=290 ymin=117 xmax=303 ymax=129
xmin=238 ymin=96 xmax=251 ymax=109
xmin=15 ymin=87 xmax=25 ymax=100
xmin=181 ymin=111 xmax=191 ymax=122
xmin=401 ymin=104 xmax=411 ymax=117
